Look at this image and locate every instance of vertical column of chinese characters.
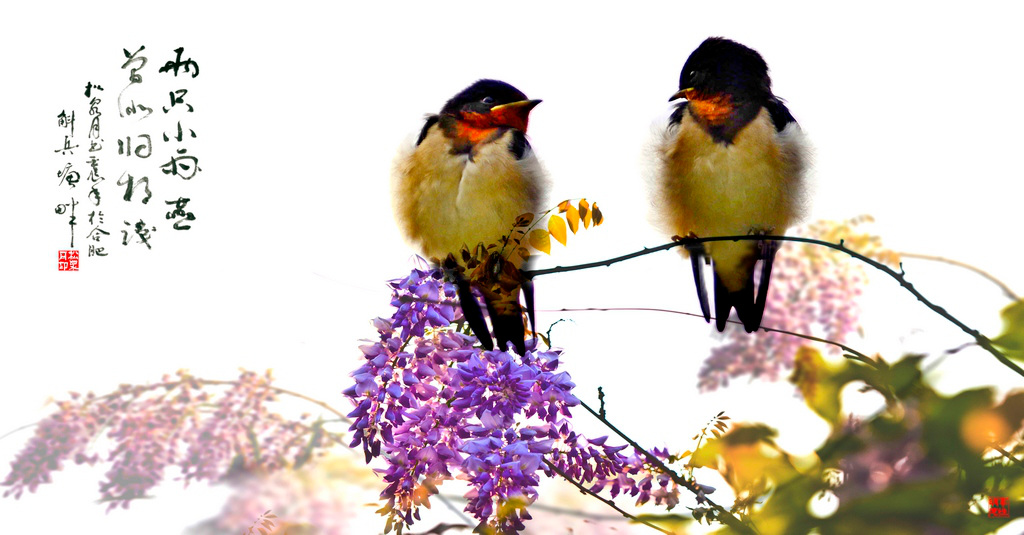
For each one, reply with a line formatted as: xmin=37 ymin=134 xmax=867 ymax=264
xmin=55 ymin=92 xmax=80 ymax=270
xmin=55 ymin=46 xmax=203 ymax=265
xmin=116 ymin=46 xmax=157 ymax=250
xmin=84 ymin=82 xmax=110 ymax=257
xmin=158 ymin=47 xmax=199 ymax=231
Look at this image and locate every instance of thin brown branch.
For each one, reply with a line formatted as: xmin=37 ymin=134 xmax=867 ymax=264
xmin=78 ymin=376 xmax=352 ymax=424
xmin=543 ymin=306 xmax=879 ymax=368
xmin=575 ymin=400 xmax=756 ymax=534
xmin=898 ymin=252 xmax=1020 ymax=301
xmin=990 ymin=444 xmax=1024 ymax=470
xmin=543 ymin=459 xmax=676 ymax=535
xmin=0 ymin=422 xmax=39 ymax=442
xmin=194 ymin=379 xmax=352 ymax=424
xmin=527 ymin=235 xmax=1024 ymax=379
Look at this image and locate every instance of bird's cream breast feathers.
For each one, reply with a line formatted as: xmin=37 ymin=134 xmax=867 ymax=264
xmin=392 ymin=124 xmax=545 ymax=261
xmin=654 ymin=107 xmax=806 ymax=289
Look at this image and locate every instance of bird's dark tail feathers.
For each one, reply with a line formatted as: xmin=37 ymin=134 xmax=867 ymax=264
xmin=486 ymin=296 xmax=527 ymax=356
xmin=686 ymin=243 xmax=712 ymax=323
xmin=711 ymin=240 xmax=779 ymax=333
xmin=713 ymin=270 xmax=757 ymax=332
xmin=522 ymin=278 xmax=537 ymax=346
xmin=753 ymin=240 xmax=779 ymax=327
xmin=456 ymin=277 xmax=494 ymax=350
xmin=454 ymin=274 xmax=531 ymax=355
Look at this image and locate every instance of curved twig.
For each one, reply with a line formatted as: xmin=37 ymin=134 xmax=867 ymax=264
xmin=183 ymin=379 xmax=353 ymax=424
xmin=575 ymin=400 xmax=756 ymax=534
xmin=542 ymin=306 xmax=878 ymax=368
xmin=898 ymin=252 xmax=1020 ymax=301
xmin=543 ymin=459 xmax=675 ymax=534
xmin=0 ymin=422 xmax=39 ymax=442
xmin=526 ymin=235 xmax=1023 ymax=379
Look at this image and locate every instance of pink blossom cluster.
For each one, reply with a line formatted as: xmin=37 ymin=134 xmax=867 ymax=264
xmin=2 ymin=370 xmax=329 ymax=510
xmin=698 ymin=219 xmax=893 ymax=391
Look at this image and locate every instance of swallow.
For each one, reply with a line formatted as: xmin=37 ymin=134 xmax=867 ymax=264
xmin=392 ymin=79 xmax=545 ymax=354
xmin=655 ymin=37 xmax=807 ymax=332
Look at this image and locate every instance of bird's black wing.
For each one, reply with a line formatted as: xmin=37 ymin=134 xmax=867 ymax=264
xmin=669 ymin=102 xmax=688 ymax=126
xmin=764 ymin=97 xmax=796 ymax=132
xmin=416 ymin=115 xmax=440 ymax=146
xmin=509 ymin=130 xmax=531 ymax=160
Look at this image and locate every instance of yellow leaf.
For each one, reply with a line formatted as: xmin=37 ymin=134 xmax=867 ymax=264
xmin=579 ymin=198 xmax=591 ymax=228
xmin=548 ymin=215 xmax=567 ymax=246
xmin=566 ymin=204 xmax=580 ymax=234
xmin=592 ymin=203 xmax=604 ymax=226
xmin=993 ymin=300 xmax=1024 ymax=356
xmin=557 ymin=200 xmax=572 ymax=213
xmin=528 ymin=229 xmax=551 ymax=254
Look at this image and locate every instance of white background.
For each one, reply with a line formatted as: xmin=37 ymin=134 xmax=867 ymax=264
xmin=2 ymin=1 xmax=1023 ymax=533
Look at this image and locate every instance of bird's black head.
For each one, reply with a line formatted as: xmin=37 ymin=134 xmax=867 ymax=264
xmin=440 ymin=79 xmax=541 ymax=132
xmin=674 ymin=38 xmax=772 ymax=103
xmin=441 ymin=79 xmax=528 ymax=114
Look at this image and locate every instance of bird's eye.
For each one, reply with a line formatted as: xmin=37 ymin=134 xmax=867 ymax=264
xmin=481 ymin=96 xmax=495 ymax=105
xmin=689 ymin=70 xmax=708 ymax=86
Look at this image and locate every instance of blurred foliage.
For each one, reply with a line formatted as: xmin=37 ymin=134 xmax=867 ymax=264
xmin=645 ymin=351 xmax=1024 ymax=534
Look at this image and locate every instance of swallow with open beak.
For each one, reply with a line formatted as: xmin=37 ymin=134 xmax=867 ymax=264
xmin=392 ymin=79 xmax=545 ymax=354
xmin=655 ymin=37 xmax=808 ymax=332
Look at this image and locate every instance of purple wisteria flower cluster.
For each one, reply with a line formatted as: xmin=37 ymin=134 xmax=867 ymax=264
xmin=2 ymin=370 xmax=329 ymax=511
xmin=345 ymin=268 xmax=681 ymax=534
xmin=698 ymin=218 xmax=896 ymax=391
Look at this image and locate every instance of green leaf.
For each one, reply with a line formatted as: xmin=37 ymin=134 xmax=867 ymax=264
xmin=993 ymin=300 xmax=1024 ymax=357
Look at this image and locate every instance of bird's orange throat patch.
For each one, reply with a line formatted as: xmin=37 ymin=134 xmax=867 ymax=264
xmin=441 ymin=108 xmax=530 ymax=152
xmin=438 ymin=114 xmax=502 ymax=154
xmin=451 ymin=120 xmax=501 ymax=145
xmin=687 ymin=93 xmax=734 ymax=126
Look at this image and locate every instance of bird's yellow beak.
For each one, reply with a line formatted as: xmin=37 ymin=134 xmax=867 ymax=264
xmin=489 ymin=99 xmax=542 ymax=114
xmin=488 ymin=99 xmax=542 ymax=131
xmin=669 ymin=88 xmax=696 ymax=102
